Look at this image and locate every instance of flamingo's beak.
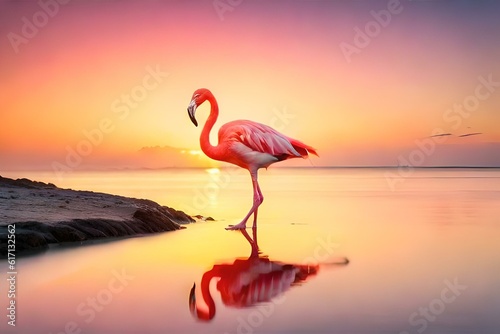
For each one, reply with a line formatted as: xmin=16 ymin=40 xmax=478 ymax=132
xmin=189 ymin=283 xmax=197 ymax=317
xmin=187 ymin=100 xmax=198 ymax=127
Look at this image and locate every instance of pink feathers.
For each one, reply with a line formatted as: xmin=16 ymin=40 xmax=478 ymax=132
xmin=187 ymin=88 xmax=317 ymax=230
xmin=219 ymin=120 xmax=318 ymax=161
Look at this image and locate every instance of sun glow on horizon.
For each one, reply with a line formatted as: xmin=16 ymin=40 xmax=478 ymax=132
xmin=206 ymin=168 xmax=220 ymax=175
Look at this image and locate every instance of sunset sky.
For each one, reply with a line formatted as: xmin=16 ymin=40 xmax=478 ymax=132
xmin=1 ymin=0 xmax=500 ymax=170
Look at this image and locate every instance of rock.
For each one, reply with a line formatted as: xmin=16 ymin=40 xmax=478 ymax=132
xmin=0 ymin=175 xmax=56 ymax=189
xmin=0 ymin=175 xmax=195 ymax=257
xmin=192 ymin=215 xmax=215 ymax=221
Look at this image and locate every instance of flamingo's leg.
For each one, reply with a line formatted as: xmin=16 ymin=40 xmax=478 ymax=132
xmin=239 ymin=229 xmax=259 ymax=257
xmin=226 ymin=171 xmax=263 ymax=230
xmin=252 ymin=208 xmax=259 ymax=227
xmin=250 ymin=226 xmax=259 ymax=256
xmin=252 ymin=179 xmax=263 ymax=228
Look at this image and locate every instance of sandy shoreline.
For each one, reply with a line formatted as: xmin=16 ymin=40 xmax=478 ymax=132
xmin=0 ymin=175 xmax=195 ymax=257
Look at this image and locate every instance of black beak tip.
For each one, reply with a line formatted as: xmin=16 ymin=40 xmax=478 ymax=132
xmin=187 ymin=107 xmax=198 ymax=127
xmin=189 ymin=283 xmax=196 ymax=301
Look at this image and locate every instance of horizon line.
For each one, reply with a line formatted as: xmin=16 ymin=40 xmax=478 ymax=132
xmin=2 ymin=165 xmax=500 ymax=174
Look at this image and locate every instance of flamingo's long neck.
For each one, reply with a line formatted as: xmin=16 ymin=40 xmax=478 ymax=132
xmin=195 ymin=269 xmax=217 ymax=321
xmin=200 ymin=94 xmax=220 ymax=160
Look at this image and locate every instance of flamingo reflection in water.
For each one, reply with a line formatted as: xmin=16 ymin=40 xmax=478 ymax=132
xmin=189 ymin=228 xmax=349 ymax=321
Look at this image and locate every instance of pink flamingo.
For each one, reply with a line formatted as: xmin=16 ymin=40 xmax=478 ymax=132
xmin=189 ymin=228 xmax=335 ymax=321
xmin=187 ymin=88 xmax=318 ymax=230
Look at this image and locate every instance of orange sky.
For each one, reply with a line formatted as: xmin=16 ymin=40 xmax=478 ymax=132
xmin=1 ymin=0 xmax=500 ymax=170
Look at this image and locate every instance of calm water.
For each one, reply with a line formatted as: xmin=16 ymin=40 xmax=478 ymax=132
xmin=1 ymin=168 xmax=500 ymax=334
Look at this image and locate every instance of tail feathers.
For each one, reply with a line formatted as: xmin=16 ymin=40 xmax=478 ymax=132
xmin=305 ymin=146 xmax=319 ymax=157
xmin=293 ymin=264 xmax=319 ymax=283
xmin=289 ymin=139 xmax=319 ymax=158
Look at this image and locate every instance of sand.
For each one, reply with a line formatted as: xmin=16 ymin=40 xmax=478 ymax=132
xmin=0 ymin=175 xmax=194 ymax=256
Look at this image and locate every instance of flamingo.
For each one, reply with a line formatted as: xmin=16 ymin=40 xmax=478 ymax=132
xmin=188 ymin=228 xmax=346 ymax=321
xmin=187 ymin=88 xmax=318 ymax=230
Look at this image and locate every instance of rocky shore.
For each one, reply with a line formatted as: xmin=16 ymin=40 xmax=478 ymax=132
xmin=0 ymin=175 xmax=195 ymax=256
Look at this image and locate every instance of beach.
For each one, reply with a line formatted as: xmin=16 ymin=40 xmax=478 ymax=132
xmin=0 ymin=175 xmax=194 ymax=255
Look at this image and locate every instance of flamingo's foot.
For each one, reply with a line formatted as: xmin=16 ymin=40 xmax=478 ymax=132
xmin=225 ymin=222 xmax=247 ymax=230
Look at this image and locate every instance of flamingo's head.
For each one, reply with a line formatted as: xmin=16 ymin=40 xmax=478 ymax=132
xmin=189 ymin=282 xmax=215 ymax=321
xmin=187 ymin=88 xmax=211 ymax=127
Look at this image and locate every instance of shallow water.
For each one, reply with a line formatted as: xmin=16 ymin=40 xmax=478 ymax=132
xmin=1 ymin=168 xmax=500 ymax=333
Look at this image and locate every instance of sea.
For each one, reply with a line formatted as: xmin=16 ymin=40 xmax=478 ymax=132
xmin=0 ymin=167 xmax=499 ymax=334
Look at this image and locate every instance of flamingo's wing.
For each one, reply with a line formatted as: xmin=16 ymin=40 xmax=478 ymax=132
xmin=219 ymin=120 xmax=316 ymax=159
xmin=218 ymin=261 xmax=296 ymax=306
xmin=219 ymin=261 xmax=319 ymax=307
